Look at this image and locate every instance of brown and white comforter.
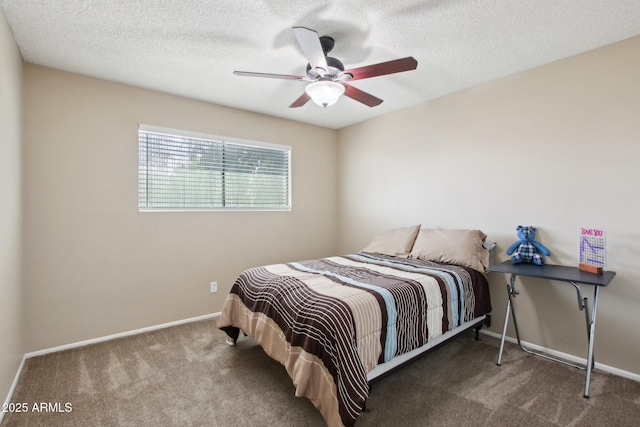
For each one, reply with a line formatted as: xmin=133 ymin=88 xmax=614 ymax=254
xmin=218 ymin=253 xmax=491 ymax=427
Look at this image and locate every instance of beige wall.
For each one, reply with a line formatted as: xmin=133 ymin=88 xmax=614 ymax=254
xmin=23 ymin=65 xmax=338 ymax=351
xmin=338 ymin=36 xmax=640 ymax=375
xmin=0 ymin=7 xmax=23 ymax=403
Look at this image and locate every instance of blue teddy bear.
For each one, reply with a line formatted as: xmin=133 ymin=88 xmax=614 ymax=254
xmin=506 ymin=226 xmax=550 ymax=265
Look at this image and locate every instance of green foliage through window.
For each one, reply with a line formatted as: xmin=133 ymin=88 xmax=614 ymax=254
xmin=139 ymin=126 xmax=291 ymax=210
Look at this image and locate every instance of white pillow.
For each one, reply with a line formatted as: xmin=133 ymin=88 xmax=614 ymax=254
xmin=410 ymin=228 xmax=489 ymax=272
xmin=362 ymin=224 xmax=421 ymax=258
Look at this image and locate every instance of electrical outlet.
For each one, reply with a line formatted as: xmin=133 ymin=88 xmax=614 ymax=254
xmin=210 ymin=281 xmax=217 ymax=293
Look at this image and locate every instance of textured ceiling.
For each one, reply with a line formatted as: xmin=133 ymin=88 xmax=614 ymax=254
xmin=2 ymin=0 xmax=640 ymax=129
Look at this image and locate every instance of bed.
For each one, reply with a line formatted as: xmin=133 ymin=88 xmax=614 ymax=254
xmin=218 ymin=226 xmax=494 ymax=427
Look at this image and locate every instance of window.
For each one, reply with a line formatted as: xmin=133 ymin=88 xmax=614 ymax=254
xmin=138 ymin=125 xmax=291 ymax=210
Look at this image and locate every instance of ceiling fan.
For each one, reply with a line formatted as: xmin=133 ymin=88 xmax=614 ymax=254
xmin=233 ymin=27 xmax=418 ymax=108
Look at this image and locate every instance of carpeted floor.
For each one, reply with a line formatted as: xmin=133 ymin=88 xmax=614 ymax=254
xmin=2 ymin=318 xmax=639 ymax=426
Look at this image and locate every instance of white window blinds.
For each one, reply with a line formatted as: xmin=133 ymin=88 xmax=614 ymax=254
xmin=138 ymin=125 xmax=291 ymax=210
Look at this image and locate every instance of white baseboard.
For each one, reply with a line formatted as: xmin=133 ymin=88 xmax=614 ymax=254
xmin=26 ymin=312 xmax=221 ymax=358
xmin=1 ymin=354 xmax=27 ymax=425
xmin=480 ymin=329 xmax=640 ymax=383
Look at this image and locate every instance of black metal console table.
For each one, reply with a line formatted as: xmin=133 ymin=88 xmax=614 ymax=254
xmin=487 ymin=261 xmax=616 ymax=398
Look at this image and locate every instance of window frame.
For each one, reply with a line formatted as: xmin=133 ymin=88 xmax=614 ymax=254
xmin=138 ymin=124 xmax=292 ymax=212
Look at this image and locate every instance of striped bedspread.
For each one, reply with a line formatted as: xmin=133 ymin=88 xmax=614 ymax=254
xmin=218 ymin=253 xmax=491 ymax=427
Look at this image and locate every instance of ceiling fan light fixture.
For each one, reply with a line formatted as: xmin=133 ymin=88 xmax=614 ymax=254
xmin=305 ymin=81 xmax=345 ymax=108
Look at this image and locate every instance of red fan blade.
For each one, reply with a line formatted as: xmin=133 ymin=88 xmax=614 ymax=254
xmin=289 ymin=92 xmax=311 ymax=108
xmin=233 ymin=71 xmax=306 ymax=80
xmin=343 ymin=84 xmax=383 ymax=107
xmin=292 ymin=27 xmax=328 ymax=71
xmin=344 ymin=57 xmax=418 ymax=81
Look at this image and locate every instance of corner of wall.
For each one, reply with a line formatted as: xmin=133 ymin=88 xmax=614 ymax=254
xmin=0 ymin=5 xmax=25 ymax=411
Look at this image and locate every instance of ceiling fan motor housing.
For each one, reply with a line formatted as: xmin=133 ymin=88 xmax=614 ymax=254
xmin=306 ymin=56 xmax=344 ymax=78
xmin=319 ymin=36 xmax=335 ymax=54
